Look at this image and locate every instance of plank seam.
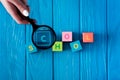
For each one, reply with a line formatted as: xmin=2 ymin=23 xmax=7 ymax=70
xmin=52 ymin=0 xmax=55 ymax=80
xmin=106 ymin=0 xmax=108 ymax=79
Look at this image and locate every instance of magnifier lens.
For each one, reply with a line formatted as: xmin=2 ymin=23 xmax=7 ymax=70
xmin=32 ymin=26 xmax=56 ymax=49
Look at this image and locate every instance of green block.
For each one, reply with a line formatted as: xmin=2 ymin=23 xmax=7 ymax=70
xmin=52 ymin=41 xmax=63 ymax=51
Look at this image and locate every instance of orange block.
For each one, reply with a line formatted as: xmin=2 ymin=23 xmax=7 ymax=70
xmin=82 ymin=32 xmax=94 ymax=43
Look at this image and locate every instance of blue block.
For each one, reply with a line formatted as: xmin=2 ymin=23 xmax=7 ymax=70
xmin=70 ymin=40 xmax=82 ymax=52
xmin=33 ymin=29 xmax=52 ymax=47
xmin=26 ymin=43 xmax=37 ymax=53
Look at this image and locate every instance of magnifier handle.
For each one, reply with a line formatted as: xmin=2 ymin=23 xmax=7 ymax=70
xmin=25 ymin=17 xmax=35 ymax=25
xmin=26 ymin=17 xmax=38 ymax=30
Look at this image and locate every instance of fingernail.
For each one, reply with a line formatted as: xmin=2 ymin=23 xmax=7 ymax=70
xmin=23 ymin=10 xmax=29 ymax=17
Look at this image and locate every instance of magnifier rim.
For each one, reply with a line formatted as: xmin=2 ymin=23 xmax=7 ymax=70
xmin=32 ymin=25 xmax=56 ymax=49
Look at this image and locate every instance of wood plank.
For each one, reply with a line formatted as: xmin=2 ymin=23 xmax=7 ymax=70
xmin=79 ymin=0 xmax=107 ymax=79
xmin=53 ymin=0 xmax=80 ymax=80
xmin=0 ymin=4 xmax=25 ymax=80
xmin=107 ymin=0 xmax=120 ymax=79
xmin=26 ymin=0 xmax=53 ymax=80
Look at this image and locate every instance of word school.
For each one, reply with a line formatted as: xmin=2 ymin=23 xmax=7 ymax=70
xmin=28 ymin=32 xmax=94 ymax=52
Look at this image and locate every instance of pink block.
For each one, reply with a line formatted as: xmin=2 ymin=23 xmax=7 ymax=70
xmin=62 ymin=32 xmax=72 ymax=42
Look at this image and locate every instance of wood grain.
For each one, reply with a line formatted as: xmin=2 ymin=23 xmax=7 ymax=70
xmin=1 ymin=0 xmax=120 ymax=79
xmin=79 ymin=0 xmax=107 ymax=79
xmin=107 ymin=0 xmax=120 ymax=79
xmin=53 ymin=0 xmax=80 ymax=80
xmin=26 ymin=0 xmax=53 ymax=80
xmin=0 ymin=4 xmax=25 ymax=80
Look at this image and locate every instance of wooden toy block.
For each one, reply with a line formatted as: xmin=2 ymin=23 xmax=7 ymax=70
xmin=62 ymin=32 xmax=72 ymax=42
xmin=27 ymin=43 xmax=37 ymax=53
xmin=82 ymin=32 xmax=94 ymax=43
xmin=52 ymin=41 xmax=63 ymax=51
xmin=70 ymin=40 xmax=82 ymax=52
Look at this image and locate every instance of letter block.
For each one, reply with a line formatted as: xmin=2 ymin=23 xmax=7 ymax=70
xmin=82 ymin=32 xmax=94 ymax=43
xmin=62 ymin=32 xmax=72 ymax=42
xmin=70 ymin=40 xmax=82 ymax=52
xmin=26 ymin=43 xmax=37 ymax=53
xmin=34 ymin=30 xmax=51 ymax=46
xmin=52 ymin=41 xmax=63 ymax=51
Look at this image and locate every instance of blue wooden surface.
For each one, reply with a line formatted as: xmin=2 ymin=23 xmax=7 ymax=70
xmin=26 ymin=0 xmax=53 ymax=80
xmin=0 ymin=4 xmax=25 ymax=80
xmin=107 ymin=0 xmax=120 ymax=80
xmin=0 ymin=0 xmax=120 ymax=80
xmin=79 ymin=0 xmax=107 ymax=79
xmin=53 ymin=0 xmax=79 ymax=80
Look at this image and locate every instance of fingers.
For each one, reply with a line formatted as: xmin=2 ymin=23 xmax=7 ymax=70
xmin=8 ymin=6 xmax=29 ymax=24
xmin=8 ymin=0 xmax=29 ymax=17
xmin=1 ymin=0 xmax=31 ymax=24
xmin=21 ymin=0 xmax=30 ymax=12
xmin=1 ymin=1 xmax=29 ymax=24
xmin=21 ymin=0 xmax=27 ymax=5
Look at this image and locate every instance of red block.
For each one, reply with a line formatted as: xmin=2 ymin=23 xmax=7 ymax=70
xmin=82 ymin=32 xmax=94 ymax=43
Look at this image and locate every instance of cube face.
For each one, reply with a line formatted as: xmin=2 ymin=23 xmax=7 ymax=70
xmin=62 ymin=32 xmax=72 ymax=42
xmin=52 ymin=41 xmax=63 ymax=51
xmin=70 ymin=40 xmax=82 ymax=52
xmin=82 ymin=32 xmax=94 ymax=43
xmin=33 ymin=27 xmax=53 ymax=47
xmin=27 ymin=44 xmax=37 ymax=53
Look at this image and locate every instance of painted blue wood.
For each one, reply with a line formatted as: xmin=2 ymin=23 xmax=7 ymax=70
xmin=53 ymin=0 xmax=80 ymax=80
xmin=1 ymin=0 xmax=120 ymax=79
xmin=26 ymin=0 xmax=53 ymax=80
xmin=79 ymin=0 xmax=107 ymax=79
xmin=107 ymin=0 xmax=120 ymax=79
xmin=0 ymin=4 xmax=25 ymax=80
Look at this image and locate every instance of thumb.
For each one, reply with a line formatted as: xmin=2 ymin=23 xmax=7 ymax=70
xmin=8 ymin=0 xmax=29 ymax=17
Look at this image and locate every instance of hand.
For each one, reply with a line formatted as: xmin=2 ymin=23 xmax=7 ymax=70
xmin=0 ymin=0 xmax=30 ymax=24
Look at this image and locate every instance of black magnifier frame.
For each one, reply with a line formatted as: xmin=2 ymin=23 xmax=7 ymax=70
xmin=26 ymin=17 xmax=56 ymax=49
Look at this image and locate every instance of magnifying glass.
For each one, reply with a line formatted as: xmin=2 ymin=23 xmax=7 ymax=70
xmin=26 ymin=17 xmax=56 ymax=49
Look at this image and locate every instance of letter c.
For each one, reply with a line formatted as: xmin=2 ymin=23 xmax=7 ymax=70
xmin=41 ymin=35 xmax=47 ymax=42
